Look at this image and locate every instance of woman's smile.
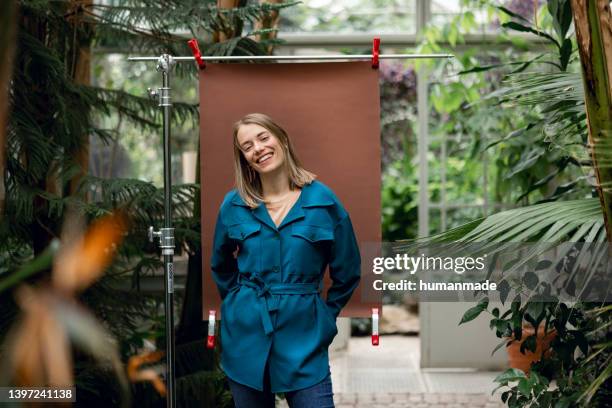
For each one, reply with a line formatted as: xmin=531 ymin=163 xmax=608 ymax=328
xmin=256 ymin=151 xmax=274 ymax=166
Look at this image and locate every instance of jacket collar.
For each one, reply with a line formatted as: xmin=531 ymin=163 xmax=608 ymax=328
xmin=230 ymin=181 xmax=334 ymax=230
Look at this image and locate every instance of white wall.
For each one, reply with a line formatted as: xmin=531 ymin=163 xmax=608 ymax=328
xmin=420 ymin=302 xmax=507 ymax=370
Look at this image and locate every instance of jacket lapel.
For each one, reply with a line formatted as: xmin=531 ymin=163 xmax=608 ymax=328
xmin=252 ymin=203 xmax=278 ymax=231
xmin=277 ymin=200 xmax=304 ymax=230
xmin=231 ymin=194 xmax=277 ymax=231
xmin=230 ymin=181 xmax=334 ymax=231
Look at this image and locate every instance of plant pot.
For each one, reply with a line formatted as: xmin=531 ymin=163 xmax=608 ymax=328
xmin=507 ymin=325 xmax=556 ymax=374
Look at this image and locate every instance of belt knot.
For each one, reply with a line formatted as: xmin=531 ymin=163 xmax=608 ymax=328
xmin=234 ymin=273 xmax=320 ymax=336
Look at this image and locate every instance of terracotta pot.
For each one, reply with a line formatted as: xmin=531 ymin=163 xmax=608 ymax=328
xmin=507 ymin=325 xmax=557 ymax=374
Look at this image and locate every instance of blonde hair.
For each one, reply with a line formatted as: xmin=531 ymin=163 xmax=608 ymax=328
xmin=232 ymin=113 xmax=317 ymax=208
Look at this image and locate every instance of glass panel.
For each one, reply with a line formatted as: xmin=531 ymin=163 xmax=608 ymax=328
xmin=278 ymin=0 xmax=417 ymax=34
xmin=91 ymin=54 xmax=198 ymax=186
xmin=429 ymin=0 xmax=507 ymax=34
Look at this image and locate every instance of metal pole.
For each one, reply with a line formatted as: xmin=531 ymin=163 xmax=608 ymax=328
xmin=416 ymin=0 xmax=431 ymax=239
xmin=128 ymin=52 xmax=453 ymax=62
xmin=147 ymin=54 xmax=176 ymax=408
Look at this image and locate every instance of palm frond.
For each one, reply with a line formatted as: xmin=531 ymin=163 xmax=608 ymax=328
xmin=487 ymin=72 xmax=588 ymax=162
xmin=410 ymin=198 xmax=604 ymax=245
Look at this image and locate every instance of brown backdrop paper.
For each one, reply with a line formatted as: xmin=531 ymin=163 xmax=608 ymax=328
xmin=200 ymin=61 xmax=381 ymax=318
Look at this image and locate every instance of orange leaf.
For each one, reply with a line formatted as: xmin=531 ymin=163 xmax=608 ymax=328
xmin=127 ymin=351 xmax=166 ymax=396
xmin=54 ymin=212 xmax=127 ymax=292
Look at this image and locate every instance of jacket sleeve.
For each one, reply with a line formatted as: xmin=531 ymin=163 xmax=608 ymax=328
xmin=326 ymin=213 xmax=361 ymax=318
xmin=210 ymin=209 xmax=238 ymax=300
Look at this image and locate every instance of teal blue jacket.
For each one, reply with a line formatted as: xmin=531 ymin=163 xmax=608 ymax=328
xmin=211 ymin=180 xmax=361 ymax=392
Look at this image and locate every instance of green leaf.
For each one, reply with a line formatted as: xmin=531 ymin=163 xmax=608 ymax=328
xmin=559 ymin=38 xmax=572 ymax=70
xmin=460 ymin=305 xmax=484 ymax=325
xmin=0 ymin=239 xmax=60 ymax=293
xmin=523 ymin=271 xmax=539 ymax=290
xmin=492 ymin=338 xmax=510 ymax=356
xmin=501 ymin=390 xmax=510 ymax=403
xmin=574 ymin=331 xmax=588 ymax=355
xmin=520 ymin=334 xmax=537 ymax=354
xmin=460 ymin=298 xmax=489 ymax=325
xmin=502 ymin=22 xmax=560 ymax=48
xmin=495 ymin=368 xmax=527 ymax=383
xmin=498 ymin=280 xmax=511 ymax=305
xmin=535 ymin=260 xmax=552 ymax=270
xmin=526 ymin=301 xmax=545 ymax=323
xmin=537 ymin=391 xmax=553 ymax=407
xmin=518 ymin=377 xmax=531 ymax=396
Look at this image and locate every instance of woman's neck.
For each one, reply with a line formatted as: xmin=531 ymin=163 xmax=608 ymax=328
xmin=260 ymin=169 xmax=293 ymax=198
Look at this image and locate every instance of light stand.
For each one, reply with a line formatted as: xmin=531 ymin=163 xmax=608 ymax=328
xmin=146 ymin=54 xmax=177 ymax=408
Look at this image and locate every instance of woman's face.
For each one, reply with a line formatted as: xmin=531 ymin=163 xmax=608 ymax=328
xmin=236 ymin=123 xmax=286 ymax=175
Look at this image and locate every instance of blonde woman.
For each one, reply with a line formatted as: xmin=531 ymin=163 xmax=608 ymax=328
xmin=211 ymin=113 xmax=361 ymax=408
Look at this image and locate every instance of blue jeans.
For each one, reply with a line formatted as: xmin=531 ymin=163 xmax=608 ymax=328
xmin=227 ymin=360 xmax=334 ymax=408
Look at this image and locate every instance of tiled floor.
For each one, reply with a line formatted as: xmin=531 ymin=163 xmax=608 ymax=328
xmin=277 ymin=335 xmax=505 ymax=407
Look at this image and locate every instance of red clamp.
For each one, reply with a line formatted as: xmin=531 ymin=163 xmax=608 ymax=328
xmin=371 ymin=307 xmax=380 ymax=346
xmin=206 ymin=310 xmax=216 ymax=349
xmin=187 ymin=38 xmax=206 ymax=70
xmin=371 ymin=37 xmax=380 ymax=69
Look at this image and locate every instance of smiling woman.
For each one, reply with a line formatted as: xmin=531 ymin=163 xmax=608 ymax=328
xmin=210 ymin=112 xmax=362 ymax=407
xmin=231 ymin=113 xmax=317 ymax=208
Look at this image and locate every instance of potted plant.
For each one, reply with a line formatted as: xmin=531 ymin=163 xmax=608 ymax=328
xmin=459 ymin=252 xmax=610 ymax=407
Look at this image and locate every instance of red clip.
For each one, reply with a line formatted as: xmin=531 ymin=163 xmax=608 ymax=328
xmin=371 ymin=307 xmax=379 ymax=346
xmin=371 ymin=37 xmax=380 ymax=69
xmin=206 ymin=310 xmax=216 ymax=349
xmin=187 ymin=39 xmax=206 ymax=70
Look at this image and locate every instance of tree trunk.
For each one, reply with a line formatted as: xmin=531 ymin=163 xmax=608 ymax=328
xmin=215 ymin=0 xmax=241 ymax=43
xmin=0 ymin=1 xmax=18 ymax=219
xmin=571 ymin=0 xmax=612 ymax=241
xmin=69 ymin=0 xmax=93 ymax=196
xmin=254 ymin=0 xmax=283 ymax=54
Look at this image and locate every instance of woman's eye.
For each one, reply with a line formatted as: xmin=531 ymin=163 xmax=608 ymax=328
xmin=261 ymin=136 xmax=269 ymax=141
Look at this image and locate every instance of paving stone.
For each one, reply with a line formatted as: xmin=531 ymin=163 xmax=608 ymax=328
xmin=337 ymin=394 xmax=357 ymax=403
xmin=355 ymin=393 xmax=377 ymax=403
xmin=423 ymin=394 xmax=440 ymax=403
xmin=375 ymin=394 xmax=393 ymax=403
xmin=408 ymin=393 xmax=424 ymax=402
xmin=455 ymin=394 xmax=470 ymax=403
xmin=438 ymin=393 xmax=457 ymax=403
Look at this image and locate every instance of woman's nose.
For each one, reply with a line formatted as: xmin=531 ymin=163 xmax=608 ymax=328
xmin=253 ymin=142 xmax=265 ymax=153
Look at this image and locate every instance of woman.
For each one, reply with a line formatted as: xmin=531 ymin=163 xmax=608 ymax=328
xmin=211 ymin=113 xmax=361 ymax=408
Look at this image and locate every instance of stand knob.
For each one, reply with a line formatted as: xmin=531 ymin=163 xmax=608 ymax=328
xmin=148 ymin=226 xmax=174 ymax=255
xmin=147 ymin=87 xmax=159 ymax=101
xmin=149 ymin=226 xmax=161 ymax=243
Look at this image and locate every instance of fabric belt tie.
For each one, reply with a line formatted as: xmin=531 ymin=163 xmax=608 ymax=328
xmin=233 ymin=273 xmax=320 ymax=335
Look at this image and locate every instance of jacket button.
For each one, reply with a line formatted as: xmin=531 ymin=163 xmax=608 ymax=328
xmin=272 ymin=266 xmax=279 ymax=272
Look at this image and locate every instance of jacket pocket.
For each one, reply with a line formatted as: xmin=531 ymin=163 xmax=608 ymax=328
xmin=228 ymin=223 xmax=261 ymax=241
xmin=315 ymin=295 xmax=338 ymax=346
xmin=290 ymin=225 xmax=334 ymax=275
xmin=291 ymin=225 xmax=333 ymax=243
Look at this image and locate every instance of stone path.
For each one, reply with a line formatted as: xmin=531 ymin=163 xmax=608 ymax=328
xmin=277 ymin=335 xmax=505 ymax=407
